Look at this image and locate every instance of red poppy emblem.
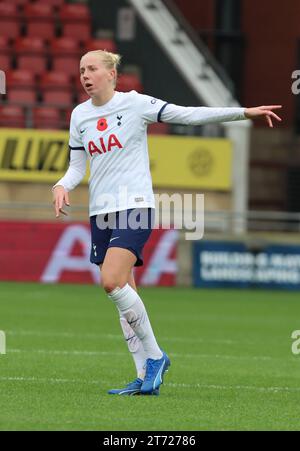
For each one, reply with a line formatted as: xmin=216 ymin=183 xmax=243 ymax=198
xmin=97 ymin=118 xmax=108 ymax=131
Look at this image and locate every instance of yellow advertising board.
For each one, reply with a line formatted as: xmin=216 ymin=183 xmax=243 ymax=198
xmin=0 ymin=129 xmax=232 ymax=190
xmin=149 ymin=135 xmax=232 ymax=190
xmin=0 ymin=128 xmax=84 ymax=183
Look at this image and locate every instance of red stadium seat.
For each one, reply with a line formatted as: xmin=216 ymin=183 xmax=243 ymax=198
xmin=24 ymin=3 xmax=56 ymax=39
xmin=33 ymin=107 xmax=61 ymax=129
xmin=40 ymin=71 xmax=70 ymax=89
xmin=0 ymin=0 xmax=28 ymax=5
xmin=64 ymin=108 xmax=72 ymax=126
xmin=40 ymin=71 xmax=73 ymax=106
xmin=0 ymin=105 xmax=25 ymax=128
xmin=34 ymin=0 xmax=65 ymax=8
xmin=42 ymin=91 xmax=74 ymax=106
xmin=7 ymin=69 xmax=35 ymax=88
xmin=0 ymin=36 xmax=11 ymax=71
xmin=59 ymin=4 xmax=91 ymax=41
xmin=0 ymin=54 xmax=10 ymax=72
xmin=117 ymin=73 xmax=143 ymax=93
xmin=77 ymin=91 xmax=90 ymax=104
xmin=6 ymin=69 xmax=37 ymax=105
xmin=15 ymin=37 xmax=47 ymax=75
xmin=50 ymin=37 xmax=81 ymax=76
xmin=148 ymin=122 xmax=170 ymax=135
xmin=74 ymin=76 xmax=89 ymax=103
xmin=0 ymin=3 xmax=21 ymax=39
xmin=85 ymin=38 xmax=117 ymax=54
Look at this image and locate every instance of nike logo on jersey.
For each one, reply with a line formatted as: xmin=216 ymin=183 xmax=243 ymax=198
xmin=80 ymin=129 xmax=86 ymax=134
xmin=109 ymin=236 xmax=120 ymax=243
xmin=93 ymin=244 xmax=97 ymax=256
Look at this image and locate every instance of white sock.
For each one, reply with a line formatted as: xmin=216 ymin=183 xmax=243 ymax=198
xmin=108 ymin=284 xmax=163 ymax=360
xmin=119 ymin=317 xmax=147 ymax=380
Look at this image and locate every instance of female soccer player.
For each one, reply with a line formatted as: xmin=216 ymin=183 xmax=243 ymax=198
xmin=52 ymin=50 xmax=282 ymax=396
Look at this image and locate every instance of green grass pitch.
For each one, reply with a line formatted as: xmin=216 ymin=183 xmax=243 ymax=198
xmin=0 ymin=281 xmax=300 ymax=431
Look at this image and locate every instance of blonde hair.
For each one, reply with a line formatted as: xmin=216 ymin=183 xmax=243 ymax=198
xmin=82 ymin=50 xmax=121 ymax=88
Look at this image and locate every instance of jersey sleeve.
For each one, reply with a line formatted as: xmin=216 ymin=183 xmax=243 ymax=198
xmin=53 ymin=109 xmax=87 ymax=191
xmin=69 ymin=109 xmax=85 ymax=151
xmin=159 ymin=104 xmax=246 ymax=125
xmin=134 ymin=92 xmax=169 ymax=124
xmin=53 ymin=149 xmax=87 ymax=192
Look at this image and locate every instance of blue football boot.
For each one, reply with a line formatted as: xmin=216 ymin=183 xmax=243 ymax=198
xmin=108 ymin=377 xmax=159 ymax=396
xmin=141 ymin=351 xmax=170 ymax=395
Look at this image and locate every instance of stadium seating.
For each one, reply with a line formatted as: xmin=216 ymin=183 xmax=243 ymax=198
xmin=148 ymin=122 xmax=170 ymax=135
xmin=33 ymin=0 xmax=65 ymax=8
xmin=15 ymin=37 xmax=48 ymax=75
xmin=50 ymin=37 xmax=82 ymax=76
xmin=59 ymin=4 xmax=91 ymax=40
xmin=85 ymin=38 xmax=117 ymax=54
xmin=0 ymin=105 xmax=26 ymax=128
xmin=0 ymin=3 xmax=21 ymax=39
xmin=0 ymin=36 xmax=11 ymax=72
xmin=0 ymin=0 xmax=28 ymax=5
xmin=74 ymin=76 xmax=89 ymax=103
xmin=6 ymin=69 xmax=37 ymax=105
xmin=24 ymin=3 xmax=56 ymax=39
xmin=33 ymin=107 xmax=62 ymax=129
xmin=117 ymin=73 xmax=143 ymax=93
xmin=0 ymin=1 xmax=149 ymax=132
xmin=77 ymin=91 xmax=90 ymax=104
xmin=64 ymin=108 xmax=72 ymax=126
xmin=40 ymin=71 xmax=73 ymax=106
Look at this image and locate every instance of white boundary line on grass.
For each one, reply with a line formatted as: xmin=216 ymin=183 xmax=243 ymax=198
xmin=6 ymin=347 xmax=292 ymax=362
xmin=1 ymin=376 xmax=300 ymax=393
xmin=9 ymin=349 xmax=124 ymax=357
xmin=6 ymin=329 xmax=236 ymax=345
xmin=7 ymin=328 xmax=287 ymax=347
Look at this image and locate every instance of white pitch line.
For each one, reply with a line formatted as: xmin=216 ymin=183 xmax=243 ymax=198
xmin=5 ymin=329 xmax=261 ymax=346
xmin=6 ymin=348 xmax=292 ymax=362
xmin=0 ymin=376 xmax=100 ymax=385
xmin=8 ymin=349 xmax=125 ymax=357
xmin=170 ymin=352 xmax=274 ymax=362
xmin=6 ymin=330 xmax=122 ymax=340
xmin=0 ymin=376 xmax=299 ymax=394
xmin=166 ymin=382 xmax=300 ymax=393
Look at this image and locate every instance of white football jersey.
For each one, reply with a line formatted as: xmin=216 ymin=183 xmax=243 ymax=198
xmin=54 ymin=90 xmax=246 ymax=216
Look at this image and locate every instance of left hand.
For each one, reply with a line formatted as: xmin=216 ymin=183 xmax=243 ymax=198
xmin=245 ymin=105 xmax=282 ymax=128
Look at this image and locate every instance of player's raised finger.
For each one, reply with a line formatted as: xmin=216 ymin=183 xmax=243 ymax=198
xmin=55 ymin=200 xmax=60 ymax=217
xmin=268 ymin=111 xmax=282 ymax=121
xmin=266 ymin=115 xmax=273 ymax=128
xmin=266 ymin=105 xmax=282 ymax=110
xmin=65 ymin=192 xmax=70 ymax=206
xmin=59 ymin=208 xmax=68 ymax=216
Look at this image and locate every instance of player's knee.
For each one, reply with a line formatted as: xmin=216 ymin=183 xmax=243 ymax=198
xmin=102 ymin=273 xmax=126 ymax=293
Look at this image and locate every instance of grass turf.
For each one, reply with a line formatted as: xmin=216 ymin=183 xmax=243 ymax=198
xmin=0 ymin=281 xmax=300 ymax=431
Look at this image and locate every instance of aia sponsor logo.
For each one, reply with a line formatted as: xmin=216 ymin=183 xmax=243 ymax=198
xmin=88 ymin=134 xmax=123 ymax=156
